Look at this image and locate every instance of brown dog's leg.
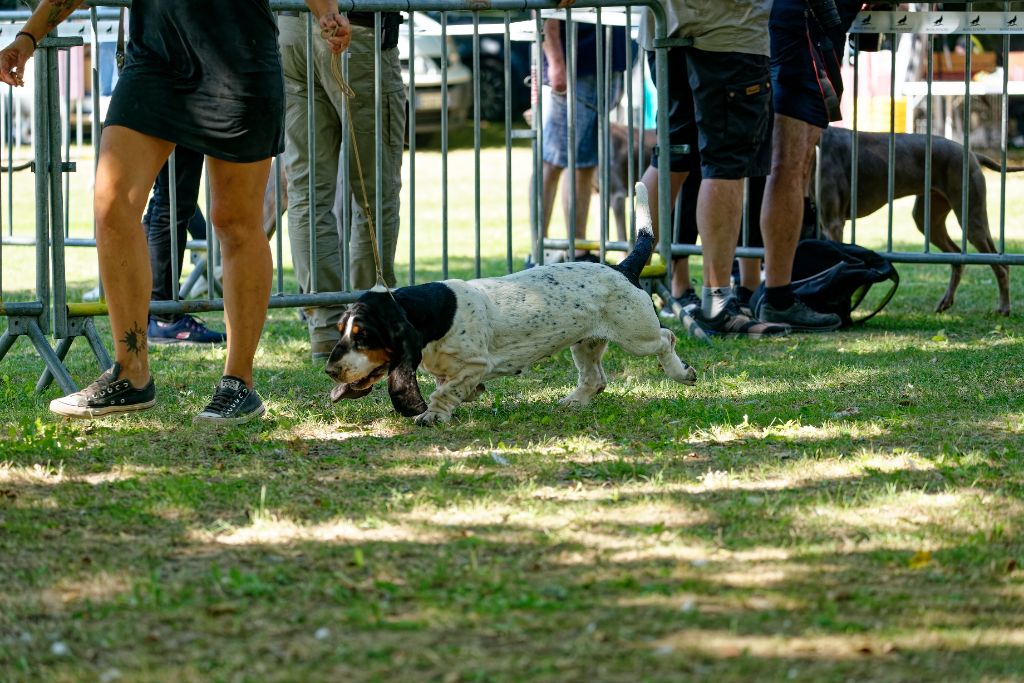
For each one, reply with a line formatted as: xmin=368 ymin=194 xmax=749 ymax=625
xmin=964 ymin=213 xmax=1012 ymax=316
xmin=913 ymin=192 xmax=963 ymax=313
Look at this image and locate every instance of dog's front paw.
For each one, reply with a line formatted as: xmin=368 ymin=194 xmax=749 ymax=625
xmin=414 ymin=410 xmax=450 ymax=426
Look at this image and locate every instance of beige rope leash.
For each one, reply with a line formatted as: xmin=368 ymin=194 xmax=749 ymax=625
xmin=329 ymin=52 xmax=393 ymax=299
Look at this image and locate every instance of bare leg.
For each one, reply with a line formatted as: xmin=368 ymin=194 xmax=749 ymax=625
xmin=738 ymin=257 xmax=762 ymax=292
xmin=93 ymin=126 xmax=176 ymax=388
xmin=562 ymin=166 xmax=597 ymax=248
xmin=696 ymin=178 xmax=744 ymax=288
xmin=205 ymin=156 xmax=274 ymax=388
xmin=671 ymin=257 xmax=691 ymax=298
xmin=540 ymin=161 xmax=563 ymax=239
xmin=639 ymin=165 xmax=687 ymax=244
xmin=761 ymin=114 xmax=821 ymax=288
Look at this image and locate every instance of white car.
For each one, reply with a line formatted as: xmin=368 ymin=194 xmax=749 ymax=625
xmin=400 ymin=12 xmax=472 ymax=136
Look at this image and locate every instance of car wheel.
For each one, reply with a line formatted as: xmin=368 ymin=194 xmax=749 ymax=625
xmin=477 ymin=58 xmax=507 ymax=122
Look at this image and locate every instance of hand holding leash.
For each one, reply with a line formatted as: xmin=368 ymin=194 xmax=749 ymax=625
xmin=318 ymin=12 xmax=351 ymax=55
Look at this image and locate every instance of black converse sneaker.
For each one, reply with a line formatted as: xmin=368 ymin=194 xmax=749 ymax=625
xmin=193 ymin=376 xmax=266 ymax=425
xmin=49 ymin=362 xmax=156 ymax=418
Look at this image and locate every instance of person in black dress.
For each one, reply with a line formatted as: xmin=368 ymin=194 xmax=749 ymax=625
xmin=0 ymin=0 xmax=351 ymax=424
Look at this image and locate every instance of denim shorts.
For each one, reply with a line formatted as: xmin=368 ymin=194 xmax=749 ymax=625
xmin=542 ymin=73 xmax=600 ymax=169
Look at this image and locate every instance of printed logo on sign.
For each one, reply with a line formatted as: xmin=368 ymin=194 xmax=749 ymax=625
xmin=1007 ymin=15 xmax=1022 ymax=31
xmin=922 ymin=13 xmax=952 ymax=34
xmin=892 ymin=13 xmax=913 ymax=33
xmin=861 ymin=14 xmax=872 ymax=25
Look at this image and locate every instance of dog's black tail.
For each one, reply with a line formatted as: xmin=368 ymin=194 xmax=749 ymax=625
xmin=615 ymin=182 xmax=656 ymax=288
xmin=975 ymin=153 xmax=1024 ymax=174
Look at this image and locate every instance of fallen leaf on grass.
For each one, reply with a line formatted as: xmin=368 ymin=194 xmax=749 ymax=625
xmin=908 ymin=550 xmax=932 ymax=569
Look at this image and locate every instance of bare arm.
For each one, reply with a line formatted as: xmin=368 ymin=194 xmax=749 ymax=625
xmin=0 ymin=0 xmax=86 ymax=85
xmin=543 ymin=18 xmax=566 ymax=94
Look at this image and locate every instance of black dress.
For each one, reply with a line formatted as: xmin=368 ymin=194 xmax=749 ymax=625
xmin=104 ymin=0 xmax=284 ymax=163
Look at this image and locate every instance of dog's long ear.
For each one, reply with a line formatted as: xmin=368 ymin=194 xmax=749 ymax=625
xmin=387 ymin=317 xmax=428 ymax=417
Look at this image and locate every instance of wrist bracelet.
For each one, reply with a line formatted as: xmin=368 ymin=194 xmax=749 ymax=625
xmin=16 ymin=31 xmax=38 ymax=50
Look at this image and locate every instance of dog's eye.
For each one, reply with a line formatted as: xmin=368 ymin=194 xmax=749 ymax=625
xmin=351 ymin=324 xmax=360 ymax=335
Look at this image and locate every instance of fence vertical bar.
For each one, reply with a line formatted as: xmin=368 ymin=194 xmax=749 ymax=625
xmin=504 ymin=11 xmax=513 ymax=275
xmin=533 ymin=11 xmax=545 ymax=266
xmin=924 ymin=18 xmax=933 ymax=254
xmin=1000 ymin=24 xmax=1009 ymax=255
xmin=624 ymin=6 xmax=635 ymax=244
xmin=850 ymin=31 xmax=860 ymax=245
xmin=305 ymin=11 xmax=319 ymax=293
xmin=595 ymin=8 xmax=607 ymax=263
xmin=960 ymin=0 xmax=972 ymax=257
xmin=473 ymin=12 xmax=482 ymax=279
xmin=566 ymin=8 xmax=577 ymax=261
xmin=375 ymin=12 xmax=384 ymax=283
xmin=887 ymin=31 xmax=896 ymax=254
xmin=168 ymin=148 xmax=179 ymax=303
xmin=408 ymin=10 xmax=417 ymax=285
xmin=441 ymin=11 xmax=449 ymax=280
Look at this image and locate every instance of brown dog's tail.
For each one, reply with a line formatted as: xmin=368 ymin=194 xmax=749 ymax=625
xmin=975 ymin=153 xmax=1024 ymax=173
xmin=615 ymin=182 xmax=655 ymax=288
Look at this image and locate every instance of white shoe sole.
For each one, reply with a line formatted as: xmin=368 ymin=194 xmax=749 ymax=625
xmin=49 ymin=398 xmax=156 ymax=419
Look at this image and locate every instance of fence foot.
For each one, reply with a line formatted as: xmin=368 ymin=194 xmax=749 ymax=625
xmin=0 ymin=315 xmax=79 ymax=394
xmin=35 ymin=317 xmax=111 ymax=393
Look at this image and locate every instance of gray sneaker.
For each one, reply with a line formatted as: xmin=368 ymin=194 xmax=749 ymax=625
xmin=660 ymin=290 xmax=701 ymax=320
xmin=692 ymin=298 xmax=790 ymax=339
xmin=193 ymin=376 xmax=266 ymax=425
xmin=756 ymin=298 xmax=842 ymax=333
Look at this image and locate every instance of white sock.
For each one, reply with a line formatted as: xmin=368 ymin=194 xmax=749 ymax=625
xmin=702 ymin=286 xmax=733 ymax=318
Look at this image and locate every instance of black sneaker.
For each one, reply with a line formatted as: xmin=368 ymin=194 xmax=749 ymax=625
xmin=735 ymin=286 xmax=756 ymax=318
xmin=756 ymin=298 xmax=842 ymax=333
xmin=660 ymin=289 xmax=701 ymax=320
xmin=148 ymin=315 xmax=226 ymax=345
xmin=193 ymin=376 xmax=266 ymax=425
xmin=49 ymin=362 xmax=156 ymax=418
xmin=692 ymin=298 xmax=791 ymax=339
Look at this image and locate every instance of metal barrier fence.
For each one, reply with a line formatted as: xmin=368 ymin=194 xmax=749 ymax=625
xmin=2 ymin=3 xmax=1023 ymax=393
xmin=0 ymin=0 xmax=675 ymax=391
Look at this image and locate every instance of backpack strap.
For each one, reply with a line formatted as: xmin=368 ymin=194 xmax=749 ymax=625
xmin=850 ymin=268 xmax=899 ymax=324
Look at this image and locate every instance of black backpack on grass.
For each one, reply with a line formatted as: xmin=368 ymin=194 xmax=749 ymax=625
xmin=751 ymin=240 xmax=899 ymax=327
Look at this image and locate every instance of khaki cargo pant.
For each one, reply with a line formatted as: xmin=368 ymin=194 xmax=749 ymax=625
xmin=279 ymin=19 xmax=406 ymax=336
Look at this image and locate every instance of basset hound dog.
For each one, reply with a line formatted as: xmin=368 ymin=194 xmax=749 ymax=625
xmin=325 ymin=183 xmax=697 ymax=425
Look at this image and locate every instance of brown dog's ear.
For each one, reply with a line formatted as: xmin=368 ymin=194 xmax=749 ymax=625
xmin=387 ymin=319 xmax=428 ymax=417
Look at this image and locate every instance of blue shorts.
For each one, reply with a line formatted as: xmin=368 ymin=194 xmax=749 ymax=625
xmin=542 ymin=74 xmax=599 ymax=169
xmin=770 ymin=0 xmax=861 ymax=128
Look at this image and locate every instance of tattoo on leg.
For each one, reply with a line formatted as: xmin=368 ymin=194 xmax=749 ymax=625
xmin=120 ymin=322 xmax=145 ymax=356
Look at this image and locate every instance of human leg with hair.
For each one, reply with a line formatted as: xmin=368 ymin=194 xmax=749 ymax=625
xmin=755 ymin=0 xmax=859 ymax=331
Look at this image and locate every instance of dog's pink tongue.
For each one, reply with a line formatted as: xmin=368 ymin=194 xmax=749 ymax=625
xmin=330 ymin=382 xmax=374 ymax=403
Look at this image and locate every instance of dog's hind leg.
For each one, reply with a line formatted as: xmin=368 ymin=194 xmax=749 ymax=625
xmin=559 ymin=338 xmax=609 ymax=407
xmin=617 ymin=327 xmax=697 ymax=385
xmin=964 ymin=215 xmax=1012 ymax=316
xmin=913 ymin=192 xmax=964 ymax=313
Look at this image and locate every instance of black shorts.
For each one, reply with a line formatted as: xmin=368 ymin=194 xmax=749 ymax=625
xmin=105 ymin=0 xmax=284 ymax=163
xmin=648 ymin=48 xmax=772 ymax=180
xmin=770 ymin=0 xmax=861 ymax=128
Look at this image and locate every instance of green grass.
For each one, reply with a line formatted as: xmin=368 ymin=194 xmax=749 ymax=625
xmin=2 ymin=130 xmax=1024 ymax=682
